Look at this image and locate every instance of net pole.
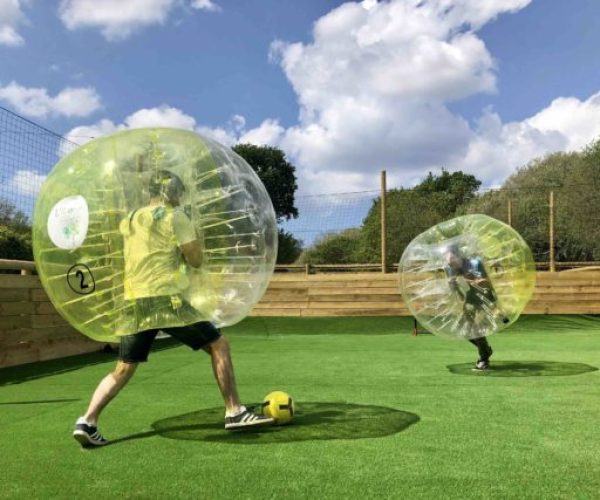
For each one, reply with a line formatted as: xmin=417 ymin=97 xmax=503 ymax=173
xmin=549 ymin=191 xmax=556 ymax=272
xmin=507 ymin=198 xmax=512 ymax=226
xmin=380 ymin=170 xmax=387 ymax=273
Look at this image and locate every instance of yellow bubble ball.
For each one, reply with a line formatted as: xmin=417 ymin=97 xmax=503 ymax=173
xmin=399 ymin=214 xmax=536 ymax=340
xmin=33 ymin=128 xmax=277 ymax=342
xmin=262 ymin=391 xmax=295 ymax=425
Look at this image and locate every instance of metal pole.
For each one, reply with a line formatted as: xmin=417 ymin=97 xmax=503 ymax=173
xmin=549 ymin=191 xmax=555 ymax=272
xmin=381 ymin=170 xmax=388 ymax=273
xmin=507 ymin=199 xmax=512 ymax=226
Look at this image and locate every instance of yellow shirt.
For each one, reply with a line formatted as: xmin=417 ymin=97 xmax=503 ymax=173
xmin=120 ymin=206 xmax=197 ymax=299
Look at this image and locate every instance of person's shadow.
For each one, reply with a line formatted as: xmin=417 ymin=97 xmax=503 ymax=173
xmin=108 ymin=402 xmax=420 ymax=446
xmin=447 ymin=360 xmax=598 ymax=377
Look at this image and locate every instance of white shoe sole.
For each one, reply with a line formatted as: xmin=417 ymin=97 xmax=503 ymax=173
xmin=225 ymin=418 xmax=274 ymax=430
xmin=73 ymin=430 xmax=109 ymax=447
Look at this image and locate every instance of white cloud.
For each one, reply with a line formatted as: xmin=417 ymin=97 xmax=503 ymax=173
xmin=0 ymin=81 xmax=101 ymax=119
xmin=191 ymin=0 xmax=221 ymax=12
xmin=64 ymin=106 xmax=197 ymax=144
xmin=124 ymin=105 xmax=197 ymax=129
xmin=64 ymin=118 xmax=120 ymax=144
xmin=66 ymin=106 xmax=282 ymax=149
xmin=59 ymin=0 xmax=219 ymax=41
xmin=456 ymin=92 xmax=600 ymax=185
xmin=239 ymin=119 xmax=285 ymax=146
xmin=195 ymin=125 xmax=238 ymax=146
xmin=268 ymin=0 xmax=535 ymax=193
xmin=59 ymin=0 xmax=174 ymax=41
xmin=0 ymin=0 xmax=27 ymax=47
xmin=10 ymin=170 xmax=46 ymax=196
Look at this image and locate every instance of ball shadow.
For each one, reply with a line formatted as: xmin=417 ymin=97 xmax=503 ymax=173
xmin=447 ymin=361 xmax=598 ymax=377
xmin=150 ymin=402 xmax=420 ymax=444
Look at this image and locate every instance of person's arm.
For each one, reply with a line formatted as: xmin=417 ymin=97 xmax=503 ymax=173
xmin=180 ymin=240 xmax=203 ymax=268
xmin=173 ymin=210 xmax=203 ymax=268
xmin=469 ymin=258 xmax=494 ymax=290
xmin=444 ymin=265 xmax=466 ymax=298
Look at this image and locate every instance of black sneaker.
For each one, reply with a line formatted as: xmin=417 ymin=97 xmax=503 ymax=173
xmin=73 ymin=418 xmax=109 ymax=447
xmin=224 ymin=406 xmax=274 ymax=430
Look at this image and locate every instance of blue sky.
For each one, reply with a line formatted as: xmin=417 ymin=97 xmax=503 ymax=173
xmin=2 ymin=0 xmax=600 ymax=241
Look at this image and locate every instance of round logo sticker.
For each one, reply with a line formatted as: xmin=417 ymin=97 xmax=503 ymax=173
xmin=67 ymin=263 xmax=96 ymax=295
xmin=47 ymin=195 xmax=89 ymax=250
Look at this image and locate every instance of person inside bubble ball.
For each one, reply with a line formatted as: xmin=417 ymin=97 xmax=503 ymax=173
xmin=442 ymin=243 xmax=509 ymax=371
xmin=73 ymin=167 xmax=273 ymax=448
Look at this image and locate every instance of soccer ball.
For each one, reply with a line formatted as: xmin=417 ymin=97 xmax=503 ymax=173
xmin=262 ymin=391 xmax=295 ymax=425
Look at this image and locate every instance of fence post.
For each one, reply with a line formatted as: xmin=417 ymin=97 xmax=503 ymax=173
xmin=549 ymin=191 xmax=555 ymax=272
xmin=507 ymin=198 xmax=512 ymax=226
xmin=381 ymin=170 xmax=387 ymax=274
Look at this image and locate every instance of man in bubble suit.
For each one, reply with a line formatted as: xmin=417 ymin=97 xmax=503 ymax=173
xmin=442 ymin=244 xmax=509 ymax=370
xmin=73 ymin=168 xmax=273 ymax=448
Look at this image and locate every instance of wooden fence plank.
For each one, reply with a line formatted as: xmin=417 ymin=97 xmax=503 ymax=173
xmin=0 ymin=275 xmax=42 ymax=289
xmin=0 ymin=302 xmax=36 ymax=315
xmin=0 ymin=289 xmax=30 ymax=302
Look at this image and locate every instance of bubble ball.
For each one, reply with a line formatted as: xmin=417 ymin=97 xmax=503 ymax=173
xmin=33 ymin=128 xmax=278 ymax=342
xmin=399 ymin=214 xmax=535 ymax=340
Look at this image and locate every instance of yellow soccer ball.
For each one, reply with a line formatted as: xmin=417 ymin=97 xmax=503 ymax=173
xmin=262 ymin=391 xmax=295 ymax=425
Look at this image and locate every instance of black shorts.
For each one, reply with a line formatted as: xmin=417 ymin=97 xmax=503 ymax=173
xmin=119 ymin=297 xmax=221 ymax=363
xmin=119 ymin=321 xmax=221 ymax=363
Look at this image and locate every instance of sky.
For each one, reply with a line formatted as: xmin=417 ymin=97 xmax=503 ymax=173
xmin=2 ymin=0 xmax=600 ymax=211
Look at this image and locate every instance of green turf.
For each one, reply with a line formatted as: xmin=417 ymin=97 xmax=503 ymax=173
xmin=1 ymin=315 xmax=600 ymax=499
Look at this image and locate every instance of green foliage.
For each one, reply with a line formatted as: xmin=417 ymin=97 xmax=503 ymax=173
xmin=0 ymin=199 xmax=29 ymax=229
xmin=298 ymin=228 xmax=362 ymax=264
xmin=276 ymin=229 xmax=303 ymax=264
xmin=465 ymin=150 xmax=599 ymax=262
xmin=0 ymin=225 xmax=33 ymax=260
xmin=233 ymin=144 xmax=299 ymax=221
xmin=359 ymin=189 xmax=448 ymax=264
xmin=0 ymin=199 xmax=32 ymax=260
xmin=415 ymin=169 xmax=481 ymax=213
xmin=360 ymin=170 xmax=482 ymax=265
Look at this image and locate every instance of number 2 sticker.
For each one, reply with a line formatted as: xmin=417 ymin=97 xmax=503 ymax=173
xmin=67 ymin=264 xmax=96 ymax=295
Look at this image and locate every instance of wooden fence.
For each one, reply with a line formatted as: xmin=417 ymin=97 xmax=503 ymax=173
xmin=2 ymin=269 xmax=600 ymax=368
xmin=0 ymin=274 xmax=99 ymax=368
xmin=253 ymin=270 xmax=600 ymax=316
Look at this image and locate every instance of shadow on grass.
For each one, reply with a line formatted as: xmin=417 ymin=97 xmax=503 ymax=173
xmin=0 ymin=398 xmax=80 ymax=405
xmin=110 ymin=402 xmax=419 ymax=446
xmin=0 ymin=338 xmax=180 ymax=386
xmin=447 ymin=361 xmax=598 ymax=377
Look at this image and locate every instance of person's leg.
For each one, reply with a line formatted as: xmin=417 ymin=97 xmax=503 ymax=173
xmin=73 ymin=330 xmax=155 ymax=447
xmin=83 ymin=361 xmax=138 ymax=425
xmin=469 ymin=337 xmax=492 ymax=360
xmin=203 ymin=336 xmax=241 ymax=414
xmin=469 ymin=336 xmax=493 ymax=370
xmin=73 ymin=361 xmax=138 ymax=447
xmin=168 ymin=320 xmax=274 ymax=429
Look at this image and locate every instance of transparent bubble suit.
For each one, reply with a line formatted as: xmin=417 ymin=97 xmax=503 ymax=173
xmin=33 ymin=128 xmax=277 ymax=342
xmin=399 ymin=214 xmax=535 ymax=340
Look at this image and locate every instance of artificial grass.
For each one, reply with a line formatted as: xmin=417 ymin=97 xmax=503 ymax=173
xmin=1 ymin=315 xmax=600 ymax=499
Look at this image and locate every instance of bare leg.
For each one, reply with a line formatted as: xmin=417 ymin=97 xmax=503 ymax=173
xmin=203 ymin=337 xmax=241 ymax=414
xmin=83 ymin=361 xmax=138 ymax=425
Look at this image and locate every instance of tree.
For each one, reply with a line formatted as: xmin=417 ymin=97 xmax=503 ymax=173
xmin=0 ymin=198 xmax=32 ymax=261
xmin=359 ymin=170 xmax=482 ymax=265
xmin=233 ymin=144 xmax=302 ymax=265
xmin=277 ymin=229 xmax=303 ymax=264
xmin=298 ymin=228 xmax=362 ymax=265
xmin=415 ymin=169 xmax=481 ymax=213
xmin=464 ymin=151 xmax=585 ymax=262
xmin=233 ymin=144 xmax=299 ymax=221
xmin=359 ymin=189 xmax=450 ymax=265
